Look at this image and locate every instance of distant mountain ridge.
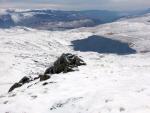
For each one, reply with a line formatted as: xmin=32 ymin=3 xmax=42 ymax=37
xmin=0 ymin=9 xmax=150 ymax=30
xmin=0 ymin=9 xmax=121 ymax=30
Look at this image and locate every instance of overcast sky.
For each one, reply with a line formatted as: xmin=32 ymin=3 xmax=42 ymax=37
xmin=0 ymin=0 xmax=150 ymax=11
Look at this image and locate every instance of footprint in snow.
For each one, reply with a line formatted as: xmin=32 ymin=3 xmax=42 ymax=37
xmin=119 ymin=107 xmax=125 ymax=112
xmin=105 ymin=99 xmax=113 ymax=103
xmin=8 ymin=93 xmax=16 ymax=97
xmin=136 ymin=88 xmax=146 ymax=93
xmin=50 ymin=97 xmax=83 ymax=110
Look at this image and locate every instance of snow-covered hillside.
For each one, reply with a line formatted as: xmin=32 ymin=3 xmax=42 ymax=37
xmin=78 ymin=13 xmax=150 ymax=53
xmin=0 ymin=13 xmax=150 ymax=113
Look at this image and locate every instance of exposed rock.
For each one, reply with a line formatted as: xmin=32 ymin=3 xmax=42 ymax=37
xmin=33 ymin=76 xmax=40 ymax=80
xmin=39 ymin=74 xmax=51 ymax=81
xmin=42 ymin=82 xmax=49 ymax=86
xmin=44 ymin=53 xmax=86 ymax=74
xmin=8 ymin=83 xmax=22 ymax=92
xmin=8 ymin=53 xmax=86 ymax=92
xmin=8 ymin=76 xmax=33 ymax=92
xmin=19 ymin=76 xmax=33 ymax=84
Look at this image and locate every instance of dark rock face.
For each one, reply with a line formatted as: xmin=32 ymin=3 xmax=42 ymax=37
xmin=8 ymin=76 xmax=33 ymax=92
xmin=44 ymin=53 xmax=86 ymax=74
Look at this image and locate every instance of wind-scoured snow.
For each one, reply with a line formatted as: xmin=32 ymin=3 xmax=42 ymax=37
xmin=0 ymin=13 xmax=150 ymax=113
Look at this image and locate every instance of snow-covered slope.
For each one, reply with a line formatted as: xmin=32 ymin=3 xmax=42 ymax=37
xmin=0 ymin=13 xmax=150 ymax=113
xmin=78 ymin=13 xmax=150 ymax=53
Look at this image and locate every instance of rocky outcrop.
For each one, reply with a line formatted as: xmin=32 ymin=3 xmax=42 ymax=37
xmin=8 ymin=53 xmax=86 ymax=92
xmin=39 ymin=74 xmax=51 ymax=81
xmin=8 ymin=76 xmax=33 ymax=92
xmin=44 ymin=53 xmax=86 ymax=74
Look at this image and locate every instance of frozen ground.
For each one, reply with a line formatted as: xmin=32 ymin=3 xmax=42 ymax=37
xmin=0 ymin=14 xmax=150 ymax=113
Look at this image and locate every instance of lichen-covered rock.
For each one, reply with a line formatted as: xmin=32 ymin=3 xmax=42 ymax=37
xmin=44 ymin=53 xmax=86 ymax=74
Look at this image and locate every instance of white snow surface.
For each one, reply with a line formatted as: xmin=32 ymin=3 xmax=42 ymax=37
xmin=0 ymin=14 xmax=150 ymax=113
